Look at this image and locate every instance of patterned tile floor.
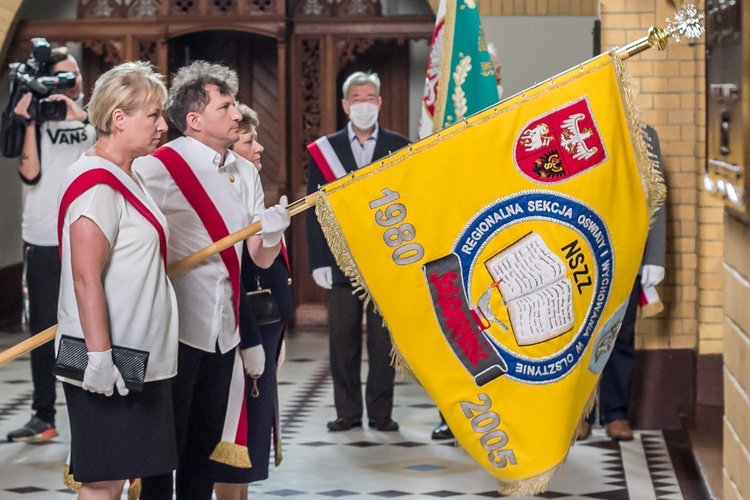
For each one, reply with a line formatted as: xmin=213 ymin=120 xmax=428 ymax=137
xmin=0 ymin=327 xmax=707 ymax=499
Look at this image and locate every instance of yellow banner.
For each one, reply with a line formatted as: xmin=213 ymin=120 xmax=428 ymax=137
xmin=317 ymin=53 xmax=663 ymax=494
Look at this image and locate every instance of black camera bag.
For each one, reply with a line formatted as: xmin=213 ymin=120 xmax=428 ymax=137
xmin=1 ymin=83 xmax=26 ymax=158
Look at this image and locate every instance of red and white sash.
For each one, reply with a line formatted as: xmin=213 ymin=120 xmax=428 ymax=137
xmin=307 ymin=136 xmax=347 ymax=183
xmin=638 ymin=284 xmax=663 ymax=317
xmin=153 ymin=145 xmax=241 ymax=323
xmin=58 ymin=166 xmax=167 ymax=267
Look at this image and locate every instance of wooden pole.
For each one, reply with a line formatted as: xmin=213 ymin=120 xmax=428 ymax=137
xmin=0 ymin=192 xmax=319 ymax=366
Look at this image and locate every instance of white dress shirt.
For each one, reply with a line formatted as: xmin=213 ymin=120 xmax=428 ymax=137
xmin=57 ymin=155 xmax=179 ymax=383
xmin=347 ymin=122 xmax=379 ymax=168
xmin=134 ymin=136 xmax=265 ymax=354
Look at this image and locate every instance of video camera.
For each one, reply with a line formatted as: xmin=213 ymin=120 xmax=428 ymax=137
xmin=8 ymin=38 xmax=77 ymax=122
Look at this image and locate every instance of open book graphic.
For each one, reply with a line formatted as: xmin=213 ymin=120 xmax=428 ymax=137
xmin=484 ymin=232 xmax=574 ymax=346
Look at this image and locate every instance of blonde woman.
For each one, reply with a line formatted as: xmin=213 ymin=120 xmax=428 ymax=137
xmin=56 ymin=62 xmax=177 ymax=499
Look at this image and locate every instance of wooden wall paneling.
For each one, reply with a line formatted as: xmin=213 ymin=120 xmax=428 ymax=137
xmin=289 ymin=34 xmax=326 ymax=310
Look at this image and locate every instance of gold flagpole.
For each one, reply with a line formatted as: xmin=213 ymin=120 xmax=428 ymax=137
xmin=616 ymin=5 xmax=704 ymax=61
xmin=0 ymin=192 xmax=319 ymax=366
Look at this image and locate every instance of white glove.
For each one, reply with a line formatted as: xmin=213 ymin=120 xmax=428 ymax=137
xmin=241 ymin=345 xmax=266 ymax=378
xmin=640 ymin=265 xmax=665 ymax=289
xmin=82 ymin=349 xmax=129 ymax=397
xmin=277 ymin=339 xmax=286 ymax=370
xmin=260 ymin=195 xmax=290 ymax=248
xmin=312 ymin=267 xmax=333 ymax=290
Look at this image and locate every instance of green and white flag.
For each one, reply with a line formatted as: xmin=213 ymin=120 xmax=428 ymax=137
xmin=419 ymin=0 xmax=499 ymax=139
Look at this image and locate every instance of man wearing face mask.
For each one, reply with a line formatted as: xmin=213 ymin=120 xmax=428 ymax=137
xmin=488 ymin=42 xmax=503 ymax=101
xmin=306 ymin=71 xmax=409 ymax=432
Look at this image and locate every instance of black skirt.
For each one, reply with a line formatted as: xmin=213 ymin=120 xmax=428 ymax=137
xmin=64 ymin=378 xmax=178 ymax=483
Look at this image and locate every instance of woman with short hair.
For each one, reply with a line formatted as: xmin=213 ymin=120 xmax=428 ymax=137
xmin=56 ymin=61 xmax=178 ymax=499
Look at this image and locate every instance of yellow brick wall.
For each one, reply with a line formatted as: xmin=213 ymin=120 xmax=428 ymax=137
xmin=600 ymin=0 xmax=716 ymax=354
xmin=723 ymin=213 xmax=750 ymax=498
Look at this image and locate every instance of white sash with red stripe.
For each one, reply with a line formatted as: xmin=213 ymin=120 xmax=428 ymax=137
xmin=307 ymin=136 xmax=348 ymax=183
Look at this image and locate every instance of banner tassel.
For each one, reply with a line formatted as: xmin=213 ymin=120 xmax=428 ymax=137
xmin=210 ymin=441 xmax=252 ymax=469
xmin=63 ymin=465 xmax=82 ymax=492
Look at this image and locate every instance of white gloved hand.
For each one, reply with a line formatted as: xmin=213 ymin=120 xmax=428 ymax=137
xmin=312 ymin=266 xmax=333 ymax=290
xmin=241 ymin=345 xmax=266 ymax=378
xmin=640 ymin=265 xmax=665 ymax=289
xmin=82 ymin=349 xmax=129 ymax=397
xmin=260 ymin=195 xmax=290 ymax=248
xmin=277 ymin=339 xmax=286 ymax=370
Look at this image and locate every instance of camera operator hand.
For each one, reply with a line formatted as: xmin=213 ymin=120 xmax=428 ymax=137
xmin=46 ymin=94 xmax=87 ymax=122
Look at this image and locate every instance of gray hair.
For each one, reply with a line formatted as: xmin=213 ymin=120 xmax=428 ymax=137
xmin=167 ymin=60 xmax=239 ymax=133
xmin=342 ymin=71 xmax=380 ymax=100
xmin=236 ymin=102 xmax=259 ymax=133
xmin=487 ymin=42 xmax=497 ymax=58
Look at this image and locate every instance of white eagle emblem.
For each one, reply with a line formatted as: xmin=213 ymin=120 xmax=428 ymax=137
xmin=559 ymin=113 xmax=597 ymax=160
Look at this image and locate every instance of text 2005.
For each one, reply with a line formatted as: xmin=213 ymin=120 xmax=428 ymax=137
xmin=368 ymin=188 xmax=424 ymax=266
xmin=460 ymin=393 xmax=517 ymax=468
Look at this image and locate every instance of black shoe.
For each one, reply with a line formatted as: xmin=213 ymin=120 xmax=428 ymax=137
xmin=7 ymin=416 xmax=58 ymax=443
xmin=431 ymin=423 xmax=454 ymax=440
xmin=327 ymin=418 xmax=362 ymax=431
xmin=369 ymin=418 xmax=399 ymax=431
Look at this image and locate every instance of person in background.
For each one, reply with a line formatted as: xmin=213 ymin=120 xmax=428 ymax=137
xmin=306 ymin=71 xmax=409 ymax=432
xmin=487 ymin=42 xmax=503 ymax=100
xmin=135 ymin=61 xmax=290 ymax=500
xmin=214 ymin=103 xmax=293 ymax=499
xmin=5 ymin=47 xmax=96 ymax=444
xmin=55 ymin=61 xmax=177 ymax=499
xmin=577 ymin=124 xmax=666 ymax=441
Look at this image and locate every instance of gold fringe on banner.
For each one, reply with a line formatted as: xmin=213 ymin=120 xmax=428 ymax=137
xmin=612 ymin=51 xmax=667 ymax=223
xmin=317 ymin=192 xmax=417 ymax=381
xmin=210 ymin=441 xmax=252 ymax=468
xmin=498 ymin=464 xmax=564 ymax=497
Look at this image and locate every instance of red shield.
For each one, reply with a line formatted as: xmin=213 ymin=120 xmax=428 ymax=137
xmin=514 ymin=98 xmax=607 ymax=183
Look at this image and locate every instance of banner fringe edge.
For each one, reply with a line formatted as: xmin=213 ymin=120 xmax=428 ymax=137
xmin=611 ymin=50 xmax=667 ymax=225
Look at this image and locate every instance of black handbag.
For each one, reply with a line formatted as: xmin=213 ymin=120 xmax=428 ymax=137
xmin=246 ymin=276 xmax=281 ymax=326
xmin=54 ymin=335 xmax=149 ymax=392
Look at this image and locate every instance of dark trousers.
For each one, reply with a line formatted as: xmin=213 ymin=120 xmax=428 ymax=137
xmin=588 ymin=276 xmax=640 ymax=425
xmin=140 ymin=343 xmax=235 ymax=500
xmin=329 ymin=285 xmax=395 ymax=422
xmin=25 ymin=243 xmax=60 ymax=425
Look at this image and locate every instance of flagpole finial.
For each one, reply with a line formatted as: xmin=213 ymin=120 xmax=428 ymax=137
xmin=617 ymin=4 xmax=704 ymax=60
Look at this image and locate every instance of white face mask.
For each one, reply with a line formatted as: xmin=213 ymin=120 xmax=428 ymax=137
xmin=348 ymin=102 xmax=379 ymax=130
xmin=497 ymin=84 xmax=504 ymax=101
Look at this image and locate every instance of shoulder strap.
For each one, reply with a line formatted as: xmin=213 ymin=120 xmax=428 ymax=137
xmin=152 ymin=145 xmax=241 ymax=323
xmin=306 ymin=136 xmax=348 ymax=183
xmin=57 ymin=168 xmax=168 ymax=267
